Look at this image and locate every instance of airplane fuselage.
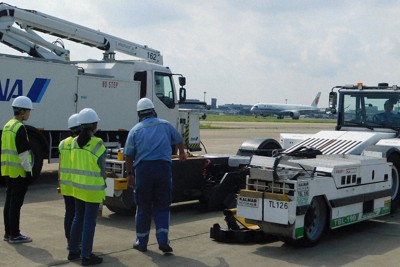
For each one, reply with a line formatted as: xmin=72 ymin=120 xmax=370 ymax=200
xmin=251 ymin=92 xmax=321 ymax=119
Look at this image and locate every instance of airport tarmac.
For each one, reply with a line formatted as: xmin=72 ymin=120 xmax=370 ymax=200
xmin=199 ymin=121 xmax=336 ymax=154
xmin=1 ymin=122 xmax=400 ymax=267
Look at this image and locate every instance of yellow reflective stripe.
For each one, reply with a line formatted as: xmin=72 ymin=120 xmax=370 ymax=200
xmin=71 ymin=138 xmax=78 ymax=149
xmin=1 ymin=119 xmax=31 ymax=178
xmin=59 ymin=139 xmax=66 ymax=150
xmin=1 ymin=161 xmax=22 ymax=168
xmin=69 ymin=137 xmax=105 ymax=202
xmin=60 ymin=180 xmax=106 ymax=191
xmin=71 ymin=138 xmax=104 ymax=155
xmin=92 ymin=140 xmax=104 ymax=155
xmin=2 ymin=119 xmax=21 ymax=133
xmin=1 ymin=149 xmax=18 ymax=155
xmin=60 ymin=168 xmax=101 ymax=178
xmin=59 ymin=137 xmax=74 ymax=196
xmin=9 ymin=120 xmax=20 ymax=132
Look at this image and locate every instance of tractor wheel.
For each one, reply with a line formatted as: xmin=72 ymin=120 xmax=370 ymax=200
xmin=301 ymin=196 xmax=327 ymax=246
xmin=387 ymin=153 xmax=400 ymax=213
xmin=104 ymin=188 xmax=136 ymax=216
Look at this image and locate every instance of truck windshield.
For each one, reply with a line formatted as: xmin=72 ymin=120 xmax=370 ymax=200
xmin=342 ymin=91 xmax=400 ymax=129
xmin=154 ymin=72 xmax=175 ymax=109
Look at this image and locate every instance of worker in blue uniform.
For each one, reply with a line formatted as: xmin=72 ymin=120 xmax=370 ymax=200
xmin=124 ymin=98 xmax=187 ymax=254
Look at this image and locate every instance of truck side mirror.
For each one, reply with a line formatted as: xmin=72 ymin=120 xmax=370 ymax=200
xmin=179 ymin=87 xmax=186 ymax=103
xmin=329 ymin=91 xmax=337 ymax=114
xmin=178 ymin=76 xmax=186 ymax=87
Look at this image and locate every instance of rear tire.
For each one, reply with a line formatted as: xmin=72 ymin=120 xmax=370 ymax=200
xmin=237 ymin=138 xmax=282 ymax=157
xmin=387 ymin=153 xmax=400 ymax=213
xmin=104 ymin=188 xmax=136 ymax=216
xmin=301 ymin=197 xmax=327 ymax=246
xmin=105 ymin=203 xmax=136 ymax=216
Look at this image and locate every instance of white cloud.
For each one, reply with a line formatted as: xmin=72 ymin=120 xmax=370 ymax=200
xmin=3 ymin=0 xmax=400 ymax=106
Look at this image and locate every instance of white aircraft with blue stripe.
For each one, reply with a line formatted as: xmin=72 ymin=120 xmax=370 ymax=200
xmin=251 ymin=92 xmax=321 ymax=119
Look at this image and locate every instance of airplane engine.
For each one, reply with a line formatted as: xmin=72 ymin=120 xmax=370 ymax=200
xmin=289 ymin=111 xmax=300 ymax=119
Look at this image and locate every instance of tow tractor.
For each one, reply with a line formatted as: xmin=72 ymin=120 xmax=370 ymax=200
xmin=211 ymin=82 xmax=400 ymax=246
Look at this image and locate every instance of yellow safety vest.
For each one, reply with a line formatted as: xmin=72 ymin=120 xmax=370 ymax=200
xmin=70 ymin=137 xmax=106 ymax=203
xmin=58 ymin=136 xmax=74 ymax=196
xmin=1 ymin=118 xmax=32 ymax=178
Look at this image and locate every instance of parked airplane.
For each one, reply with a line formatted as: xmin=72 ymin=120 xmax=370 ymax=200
xmin=251 ymin=92 xmax=321 ymax=119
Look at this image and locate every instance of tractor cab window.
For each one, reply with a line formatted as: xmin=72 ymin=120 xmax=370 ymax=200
xmin=342 ymin=92 xmax=400 ymax=129
xmin=154 ymin=72 xmax=175 ymax=108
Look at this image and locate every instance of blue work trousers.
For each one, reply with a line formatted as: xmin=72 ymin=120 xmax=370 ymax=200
xmin=63 ymin=195 xmax=75 ymax=243
xmin=68 ymin=199 xmax=99 ymax=258
xmin=134 ymin=160 xmax=172 ymax=247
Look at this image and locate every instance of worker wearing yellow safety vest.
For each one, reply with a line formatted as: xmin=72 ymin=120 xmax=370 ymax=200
xmin=67 ymin=108 xmax=106 ymax=266
xmin=58 ymin=113 xmax=81 ymax=247
xmin=1 ymin=96 xmax=34 ymax=244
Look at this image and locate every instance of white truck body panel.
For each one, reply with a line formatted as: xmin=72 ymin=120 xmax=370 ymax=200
xmin=375 ymin=138 xmax=400 ymax=150
xmin=0 ymin=56 xmax=77 ymax=129
xmin=0 ymin=55 xmax=178 ymax=131
xmin=237 ymin=196 xmax=297 ymax=224
xmin=280 ymin=133 xmax=313 ymax=149
xmin=179 ymin=109 xmax=201 ymax=150
xmin=76 ymin=75 xmax=140 ymax=130
xmin=283 ymin=130 xmax=395 ymax=155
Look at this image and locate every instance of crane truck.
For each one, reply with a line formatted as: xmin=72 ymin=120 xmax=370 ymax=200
xmin=0 ymin=3 xmax=273 ymax=214
xmin=225 ymin=82 xmax=400 ymax=246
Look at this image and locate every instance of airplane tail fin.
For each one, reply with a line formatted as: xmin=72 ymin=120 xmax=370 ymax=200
xmin=311 ymin=92 xmax=321 ymax=107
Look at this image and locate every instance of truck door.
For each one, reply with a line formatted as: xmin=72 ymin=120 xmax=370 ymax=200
xmin=150 ymin=72 xmax=179 ymax=127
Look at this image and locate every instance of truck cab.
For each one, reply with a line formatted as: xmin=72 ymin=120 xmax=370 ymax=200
xmin=331 ymin=82 xmax=400 ymax=134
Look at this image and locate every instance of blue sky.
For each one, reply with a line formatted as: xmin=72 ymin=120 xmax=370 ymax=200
xmin=3 ymin=1 xmax=400 ymax=106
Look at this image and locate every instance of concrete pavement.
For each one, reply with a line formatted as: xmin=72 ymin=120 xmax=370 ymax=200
xmin=2 ymin=122 xmax=400 ymax=266
xmin=2 ymin=168 xmax=400 ymax=267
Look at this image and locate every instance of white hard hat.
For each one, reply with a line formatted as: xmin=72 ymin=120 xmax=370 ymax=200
xmin=68 ymin=113 xmax=80 ymax=129
xmin=137 ymin=98 xmax=154 ymax=112
xmin=12 ymin=96 xmax=33 ymax=110
xmin=78 ymin=108 xmax=100 ymax=124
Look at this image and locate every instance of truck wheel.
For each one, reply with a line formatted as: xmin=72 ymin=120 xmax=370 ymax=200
xmin=104 ymin=188 xmax=136 ymax=216
xmin=387 ymin=153 xmax=400 ymax=213
xmin=237 ymin=138 xmax=281 ymax=157
xmin=302 ymin=196 xmax=327 ymax=246
xmin=30 ymin=138 xmax=43 ymax=183
xmin=105 ymin=203 xmax=136 ymax=216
